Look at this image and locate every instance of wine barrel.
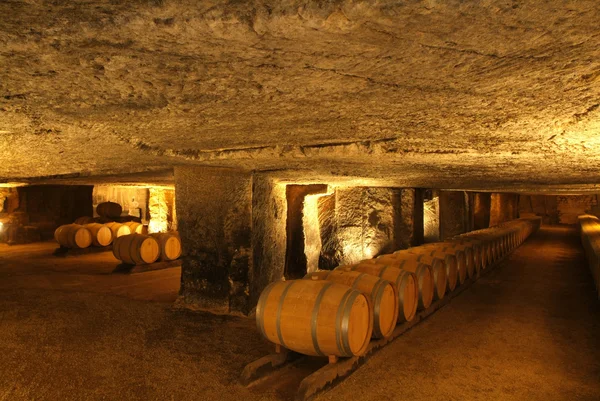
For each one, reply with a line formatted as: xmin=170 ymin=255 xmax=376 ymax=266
xmin=305 ymin=270 xmax=398 ymax=339
xmin=435 ymin=242 xmax=477 ymax=278
xmin=123 ymin=221 xmax=144 ymax=234
xmin=256 ymin=280 xmax=373 ymax=357
xmin=362 ymin=256 xmax=435 ymax=310
xmin=84 ymin=223 xmax=113 ymax=247
xmin=113 ymin=234 xmax=160 ymax=265
xmin=408 ymin=246 xmax=467 ymax=286
xmin=461 ymin=232 xmax=503 ymax=263
xmin=375 ymin=253 xmax=446 ymax=302
xmin=74 ymin=216 xmax=94 ymax=225
xmin=338 ymin=263 xmax=418 ymax=323
xmin=393 ymin=250 xmax=457 ymax=294
xmin=105 ymin=222 xmax=131 ymax=238
xmin=54 ymin=224 xmax=92 ymax=249
xmin=96 ymin=202 xmax=122 ymax=218
xmin=453 ymin=238 xmax=491 ymax=270
xmin=150 ymin=232 xmax=182 ymax=261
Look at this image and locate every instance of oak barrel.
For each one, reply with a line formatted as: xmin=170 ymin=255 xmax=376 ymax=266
xmin=460 ymin=233 xmax=502 ymax=264
xmin=84 ymin=223 xmax=113 ymax=247
xmin=124 ymin=221 xmax=144 ymax=234
xmin=363 ymin=256 xmax=435 ymax=310
xmin=105 ymin=222 xmax=131 ymax=238
xmin=112 ymin=234 xmax=160 ymax=265
xmin=393 ymin=250 xmax=457 ymax=295
xmin=96 ymin=202 xmax=122 ymax=218
xmin=432 ymin=242 xmax=477 ymax=278
xmin=453 ymin=238 xmax=490 ymax=270
xmin=54 ymin=224 xmax=92 ymax=249
xmin=338 ymin=263 xmax=418 ymax=323
xmin=256 ymin=280 xmax=373 ymax=357
xmin=150 ymin=232 xmax=182 ymax=261
xmin=409 ymin=246 xmax=467 ymax=286
xmin=305 ymin=270 xmax=398 ymax=339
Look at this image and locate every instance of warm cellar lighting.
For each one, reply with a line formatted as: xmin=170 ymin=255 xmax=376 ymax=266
xmin=303 ymin=190 xmax=333 ymax=273
xmin=341 ymin=242 xmax=376 ymax=264
xmin=148 ymin=187 xmax=169 ymax=233
xmin=0 ymin=222 xmax=3 ymax=231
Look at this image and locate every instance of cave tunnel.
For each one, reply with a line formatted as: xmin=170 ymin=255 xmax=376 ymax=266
xmin=1 ymin=1 xmax=599 ymax=400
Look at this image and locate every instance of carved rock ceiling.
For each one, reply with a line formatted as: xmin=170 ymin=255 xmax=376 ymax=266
xmin=1 ymin=0 xmax=599 ymax=191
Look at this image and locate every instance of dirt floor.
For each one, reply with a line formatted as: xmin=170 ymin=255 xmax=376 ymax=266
xmin=0 ymin=241 xmax=181 ymax=302
xmin=0 ymin=227 xmax=599 ymax=401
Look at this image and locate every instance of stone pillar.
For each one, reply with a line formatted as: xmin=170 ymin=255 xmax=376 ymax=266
xmin=464 ymin=192 xmax=474 ymax=232
xmin=439 ymin=190 xmax=467 ymax=240
xmin=489 ymin=193 xmax=520 ymax=226
xmin=249 ymin=174 xmax=287 ymax=308
xmin=175 ymin=167 xmax=252 ymax=314
xmin=473 ymin=192 xmax=491 ymax=230
xmin=423 ymin=191 xmax=440 ymax=243
xmin=394 ymin=188 xmax=424 ymax=249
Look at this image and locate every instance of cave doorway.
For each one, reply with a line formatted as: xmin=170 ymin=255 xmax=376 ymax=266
xmin=283 ymin=184 xmax=329 ymax=280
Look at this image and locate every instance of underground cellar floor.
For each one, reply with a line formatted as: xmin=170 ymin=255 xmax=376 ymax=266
xmin=0 ymin=226 xmax=599 ymax=401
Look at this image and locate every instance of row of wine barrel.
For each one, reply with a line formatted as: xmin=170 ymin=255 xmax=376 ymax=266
xmin=577 ymin=215 xmax=600 ymax=299
xmin=112 ymin=233 xmax=182 ymax=265
xmin=55 ymin=222 xmax=145 ymax=249
xmin=54 ymin=224 xmax=182 ymax=264
xmin=74 ymin=216 xmax=146 ymax=233
xmin=255 ymin=216 xmax=542 ymax=359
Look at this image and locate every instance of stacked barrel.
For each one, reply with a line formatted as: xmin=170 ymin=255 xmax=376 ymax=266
xmin=255 ymin=216 xmax=541 ymax=359
xmin=54 ymin=224 xmax=94 ymax=249
xmin=57 ymin=202 xmax=134 ymax=250
xmin=112 ymin=232 xmax=182 ymax=265
xmin=578 ymin=215 xmax=600 ymax=299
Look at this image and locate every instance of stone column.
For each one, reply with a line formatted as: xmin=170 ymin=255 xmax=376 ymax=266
xmin=394 ymin=188 xmax=424 ymax=249
xmin=473 ymin=192 xmax=491 ymax=230
xmin=489 ymin=193 xmax=520 ymax=226
xmin=175 ymin=166 xmax=252 ymax=314
xmin=439 ymin=190 xmax=467 ymax=240
xmin=249 ymin=174 xmax=287 ymax=308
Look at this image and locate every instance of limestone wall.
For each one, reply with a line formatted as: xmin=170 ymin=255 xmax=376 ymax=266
xmin=317 ymin=187 xmax=420 ymax=267
xmin=520 ymin=194 xmax=599 ymax=225
xmin=249 ymin=174 xmax=287 ymax=307
xmin=92 ymin=186 xmax=149 ymax=221
xmin=0 ymin=185 xmax=93 ymax=241
xmin=489 ymin=193 xmax=520 ymax=226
